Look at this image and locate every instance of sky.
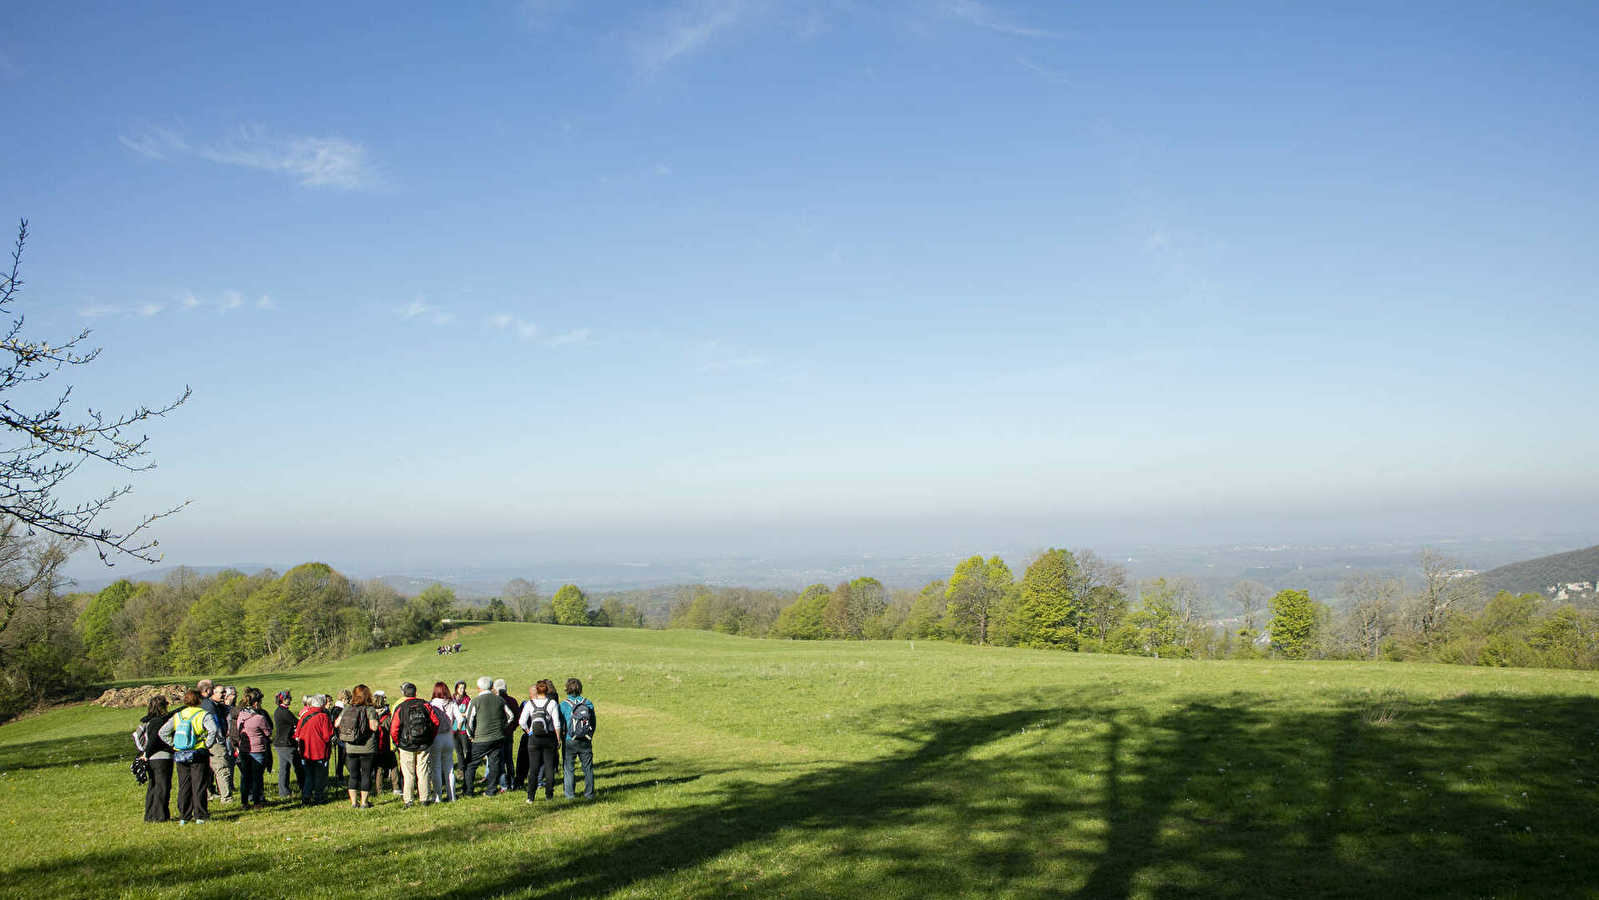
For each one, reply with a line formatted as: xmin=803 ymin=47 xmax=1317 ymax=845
xmin=1 ymin=1 xmax=1596 ymax=576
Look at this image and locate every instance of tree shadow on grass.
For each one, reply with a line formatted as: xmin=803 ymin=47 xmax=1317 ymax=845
xmin=6 ymin=691 xmax=1598 ymax=900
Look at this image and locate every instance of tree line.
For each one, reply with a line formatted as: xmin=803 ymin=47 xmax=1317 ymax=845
xmin=662 ymin=547 xmax=1599 ymax=669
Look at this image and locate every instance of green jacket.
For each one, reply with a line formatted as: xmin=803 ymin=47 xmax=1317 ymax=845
xmin=465 ymin=690 xmax=509 ymax=744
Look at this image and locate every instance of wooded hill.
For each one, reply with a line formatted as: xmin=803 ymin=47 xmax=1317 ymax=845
xmin=1475 ymin=544 xmax=1599 ymax=597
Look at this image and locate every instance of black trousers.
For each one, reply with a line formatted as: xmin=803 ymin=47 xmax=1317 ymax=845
xmin=176 ymin=756 xmax=210 ymax=821
xmin=526 ymin=741 xmax=558 ymax=800
xmin=454 ymin=733 xmax=471 ymax=782
xmin=515 ymin=734 xmax=530 ymax=787
xmin=462 ymin=739 xmax=502 ymax=796
xmin=144 ymin=758 xmax=173 ymax=822
xmin=346 ymin=752 xmax=375 ymax=793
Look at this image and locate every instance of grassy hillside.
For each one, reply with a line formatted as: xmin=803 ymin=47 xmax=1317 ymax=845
xmin=1477 ymin=544 xmax=1599 ymax=597
xmin=2 ymin=624 xmax=1597 ymax=899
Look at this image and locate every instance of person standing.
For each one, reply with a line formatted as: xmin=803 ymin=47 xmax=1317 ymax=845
xmin=451 ymin=681 xmax=472 ymax=787
xmin=232 ymin=688 xmax=273 ymax=809
xmin=330 ymin=689 xmax=351 ymax=783
xmin=494 ymin=679 xmax=517 ymax=791
xmin=200 ymin=682 xmax=232 ymax=805
xmin=520 ymin=680 xmax=562 ymax=803
xmin=133 ymin=695 xmax=175 ymax=822
xmin=559 ymin=678 xmax=597 ymax=800
xmin=271 ymin=690 xmax=299 ymax=799
xmin=463 ymin=676 xmax=511 ymax=797
xmin=374 ymin=690 xmax=399 ymax=795
xmin=390 ymin=682 xmax=440 ymax=808
xmin=159 ymin=688 xmax=219 ymax=824
xmin=293 ymin=695 xmax=335 ymax=805
xmin=337 ymin=685 xmax=382 ymax=808
xmin=427 ymin=682 xmax=458 ymax=803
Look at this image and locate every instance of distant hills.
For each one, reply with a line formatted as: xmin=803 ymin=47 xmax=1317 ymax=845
xmin=1475 ymin=544 xmax=1599 ymax=598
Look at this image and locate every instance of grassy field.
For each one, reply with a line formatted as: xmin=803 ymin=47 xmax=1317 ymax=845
xmin=2 ymin=623 xmax=1597 ymax=900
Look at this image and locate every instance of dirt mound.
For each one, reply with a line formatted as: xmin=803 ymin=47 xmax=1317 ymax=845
xmin=93 ymin=684 xmax=189 ymax=709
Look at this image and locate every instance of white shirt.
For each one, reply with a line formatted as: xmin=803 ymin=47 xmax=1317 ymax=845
xmin=429 ymin=697 xmax=457 ymax=742
xmin=518 ymin=697 xmax=562 ymax=740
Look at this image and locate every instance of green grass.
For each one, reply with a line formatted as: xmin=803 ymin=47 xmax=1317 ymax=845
xmin=2 ymin=623 xmax=1598 ymax=899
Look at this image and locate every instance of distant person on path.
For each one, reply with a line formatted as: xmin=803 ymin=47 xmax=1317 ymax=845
xmin=520 ymin=680 xmax=561 ymax=803
xmin=133 ymin=695 xmax=174 ymax=823
xmin=160 ymin=688 xmax=219 ymax=824
xmin=272 ymin=690 xmax=299 ymax=799
xmin=233 ymin=687 xmax=273 ymax=809
xmin=451 ymin=681 xmax=472 ymax=786
xmin=428 ymin=682 xmax=458 ymax=802
xmin=463 ymin=676 xmax=512 ymax=797
xmin=293 ymin=695 xmax=334 ymax=804
xmin=559 ymin=678 xmax=597 ymax=800
xmin=391 ymin=682 xmax=440 ymax=807
xmin=338 ymin=685 xmax=382 ymax=808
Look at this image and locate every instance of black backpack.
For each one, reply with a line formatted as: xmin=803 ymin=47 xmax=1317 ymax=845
xmin=396 ymin=700 xmax=437 ymax=751
xmin=337 ymin=706 xmax=371 ymax=745
xmin=567 ymin=700 xmax=594 ymax=741
xmin=525 ymin=701 xmax=554 ymax=739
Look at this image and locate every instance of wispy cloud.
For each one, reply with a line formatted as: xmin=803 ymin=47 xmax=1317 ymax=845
xmin=939 ymin=0 xmax=1063 ymax=38
xmin=397 ymin=297 xmax=454 ymax=325
xmin=119 ymin=122 xmax=379 ymax=190
xmin=1015 ymin=54 xmax=1079 ymax=87
xmin=630 ymin=0 xmax=754 ymax=70
xmin=488 ymin=313 xmax=541 ymax=340
xmin=547 ymin=327 xmax=592 ymax=346
xmin=80 ymin=287 xmax=273 ymax=319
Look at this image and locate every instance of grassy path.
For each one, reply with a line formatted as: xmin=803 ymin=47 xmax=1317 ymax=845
xmin=1 ymin=624 xmax=1597 ymax=899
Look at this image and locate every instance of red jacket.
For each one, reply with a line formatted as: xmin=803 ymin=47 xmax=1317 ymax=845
xmin=294 ymin=707 xmax=334 ymax=761
xmin=389 ymin=697 xmax=442 ymax=748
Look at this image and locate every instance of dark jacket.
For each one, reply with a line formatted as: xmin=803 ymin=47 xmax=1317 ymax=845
xmin=272 ymin=705 xmax=298 ymax=747
xmin=201 ymin=697 xmax=228 ymax=737
xmin=136 ymin=711 xmax=174 ymax=760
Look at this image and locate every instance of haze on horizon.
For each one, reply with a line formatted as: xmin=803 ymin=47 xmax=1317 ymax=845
xmin=3 ymin=2 xmax=1594 ymax=579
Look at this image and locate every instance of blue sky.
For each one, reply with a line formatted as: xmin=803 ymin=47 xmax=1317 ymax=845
xmin=2 ymin=1 xmax=1595 ymax=574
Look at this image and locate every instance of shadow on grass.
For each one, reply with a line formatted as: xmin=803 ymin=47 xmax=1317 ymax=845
xmin=7 ymin=692 xmax=1599 ymax=899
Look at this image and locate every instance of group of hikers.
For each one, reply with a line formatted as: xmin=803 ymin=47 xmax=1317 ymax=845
xmin=436 ymin=643 xmax=464 ymax=655
xmin=132 ymin=675 xmax=597 ymax=825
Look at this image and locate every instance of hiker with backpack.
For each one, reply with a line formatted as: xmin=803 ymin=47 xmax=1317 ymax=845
xmin=520 ymin=680 xmax=562 ymax=803
xmin=233 ymin=688 xmax=274 ymax=810
xmin=293 ymin=695 xmax=335 ymax=804
xmin=159 ymin=688 xmax=220 ymax=824
xmin=134 ymin=695 xmax=175 ymax=823
xmin=337 ymin=685 xmax=383 ymax=808
xmin=463 ymin=676 xmax=513 ymax=797
xmin=390 ymin=682 xmax=441 ymax=807
xmin=272 ymin=690 xmax=299 ymax=799
xmin=199 ymin=681 xmax=232 ymax=805
xmin=428 ymin=682 xmax=459 ymax=802
xmin=559 ymin=678 xmax=597 ymax=800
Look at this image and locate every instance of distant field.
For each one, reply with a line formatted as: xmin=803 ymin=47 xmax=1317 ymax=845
xmin=2 ymin=624 xmax=1597 ymax=899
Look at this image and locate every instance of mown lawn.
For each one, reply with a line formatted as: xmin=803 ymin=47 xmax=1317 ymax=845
xmin=2 ymin=623 xmax=1597 ymax=899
